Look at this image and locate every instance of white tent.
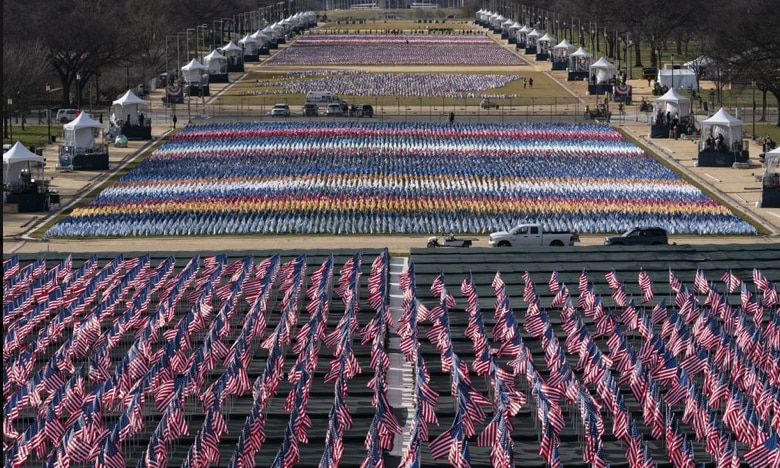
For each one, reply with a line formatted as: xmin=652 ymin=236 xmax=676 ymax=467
xmin=515 ymin=25 xmax=531 ymax=44
xmin=251 ymin=31 xmax=271 ymax=47
xmin=203 ymin=49 xmax=228 ymax=74
xmin=526 ymin=28 xmax=540 ymax=47
xmin=568 ymin=47 xmax=592 ymax=72
xmin=3 ymin=141 xmax=44 ymax=187
xmin=181 ymin=59 xmax=208 ymax=84
xmin=239 ymin=34 xmax=259 ymax=55
xmin=657 ymin=69 xmax=698 ymax=90
xmin=537 ymin=33 xmax=556 ymax=54
xmin=63 ymin=112 xmax=103 ymax=150
xmin=589 ymin=57 xmax=617 ymax=84
xmin=111 ymin=90 xmax=150 ymax=126
xmin=653 ymin=88 xmax=691 ymax=120
xmin=221 ymin=41 xmax=243 ymax=62
xmin=553 ymin=39 xmax=575 ymax=57
xmin=700 ymin=108 xmax=744 ymax=151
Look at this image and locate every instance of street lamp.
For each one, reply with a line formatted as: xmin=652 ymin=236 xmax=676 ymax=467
xmin=76 ymin=73 xmax=82 ymax=110
xmin=46 ymin=83 xmax=52 ymax=144
xmin=670 ymin=54 xmax=675 ymax=90
xmin=752 ymin=80 xmax=756 ymax=139
xmin=7 ymin=97 xmax=13 ymax=141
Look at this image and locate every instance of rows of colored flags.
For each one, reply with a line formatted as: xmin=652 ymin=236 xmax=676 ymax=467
xmin=44 ymin=121 xmax=756 ymax=239
xmin=4 ymin=250 xmax=778 ymax=466
xmin=267 ymin=34 xmax=525 ymax=66
xmin=262 ymin=70 xmax=525 ymax=100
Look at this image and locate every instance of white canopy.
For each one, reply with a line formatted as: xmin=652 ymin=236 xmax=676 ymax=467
xmin=653 ymin=88 xmax=691 ymax=119
xmin=657 ymin=69 xmax=698 ymax=90
xmin=111 ymin=90 xmax=150 ymax=126
xmin=589 ymin=57 xmax=617 ymax=84
xmin=537 ymin=33 xmax=556 ymax=53
xmin=552 ymin=39 xmax=575 ymax=62
xmin=239 ymin=34 xmax=259 ymax=54
xmin=181 ymin=59 xmax=208 ymax=84
xmin=63 ymin=112 xmax=103 ymax=150
xmin=526 ymin=28 xmax=540 ymax=47
xmin=221 ymin=41 xmax=243 ymax=55
xmin=3 ymin=141 xmax=44 ymax=186
xmin=251 ymin=31 xmax=271 ymax=47
xmin=700 ymin=108 xmax=744 ymax=149
xmin=203 ymin=49 xmax=227 ymax=74
xmin=508 ymin=22 xmax=521 ymax=31
xmin=568 ymin=47 xmax=593 ymax=72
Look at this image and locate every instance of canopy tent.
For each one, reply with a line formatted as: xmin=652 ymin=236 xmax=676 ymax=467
xmin=3 ymin=141 xmax=44 ymax=187
xmin=515 ymin=25 xmax=531 ymax=47
xmin=568 ymin=47 xmax=592 ymax=72
xmin=181 ymin=59 xmax=208 ymax=84
xmin=203 ymin=49 xmax=228 ymax=74
xmin=589 ymin=57 xmax=617 ymax=84
xmin=221 ymin=41 xmax=243 ymax=58
xmin=684 ymin=55 xmax=713 ymax=70
xmin=239 ymin=34 xmax=259 ymax=55
xmin=537 ymin=33 xmax=556 ymax=55
xmin=111 ymin=90 xmax=150 ymax=126
xmin=63 ymin=112 xmax=103 ymax=150
xmin=700 ymin=108 xmax=744 ymax=151
xmin=251 ymin=31 xmax=271 ymax=48
xmin=525 ymin=28 xmax=540 ymax=48
xmin=552 ymin=39 xmax=575 ymax=59
xmin=653 ymin=88 xmax=691 ymax=120
xmin=657 ymin=69 xmax=698 ymax=90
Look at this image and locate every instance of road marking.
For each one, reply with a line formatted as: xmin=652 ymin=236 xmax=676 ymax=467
xmin=704 ymin=173 xmax=721 ymax=182
xmin=768 ymin=211 xmax=780 ymax=219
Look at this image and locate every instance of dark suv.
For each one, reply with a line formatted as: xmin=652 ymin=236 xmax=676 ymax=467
xmin=303 ymin=103 xmax=319 ymax=116
xmin=604 ymin=227 xmax=669 ymax=245
xmin=349 ymin=104 xmax=373 ymax=117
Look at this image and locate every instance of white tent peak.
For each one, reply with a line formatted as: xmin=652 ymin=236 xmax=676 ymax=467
xmin=702 ymin=107 xmax=741 ymax=124
xmin=112 ymin=90 xmax=150 ymax=107
xmin=63 ymin=112 xmax=102 ymax=130
xmin=221 ymin=41 xmax=243 ymax=52
xmin=182 ymin=58 xmax=207 ymax=71
xmin=591 ymin=56 xmax=614 ymax=68
xmin=655 ymin=88 xmax=689 ymax=103
xmin=570 ymin=47 xmax=592 ymax=57
xmin=3 ymin=141 xmax=43 ymax=165
xmin=554 ymin=39 xmax=573 ymax=49
xmin=204 ymin=49 xmax=226 ymax=61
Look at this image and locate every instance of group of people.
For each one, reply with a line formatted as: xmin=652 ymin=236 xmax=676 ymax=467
xmin=704 ymin=133 xmax=726 ymax=152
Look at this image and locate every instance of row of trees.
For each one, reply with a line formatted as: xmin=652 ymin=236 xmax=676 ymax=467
xmin=3 ymin=0 xmax=779 ymax=124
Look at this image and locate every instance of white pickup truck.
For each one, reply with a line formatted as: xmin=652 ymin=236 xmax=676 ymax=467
xmin=488 ymin=223 xmax=580 ymax=247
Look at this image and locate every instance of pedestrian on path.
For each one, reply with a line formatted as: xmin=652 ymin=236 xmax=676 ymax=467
xmin=449 ymin=112 xmax=455 ymax=124
xmin=172 ymin=113 xmax=178 ymax=128
xmin=529 ymin=77 xmax=534 ymax=88
xmin=523 ymin=78 xmax=527 ymax=89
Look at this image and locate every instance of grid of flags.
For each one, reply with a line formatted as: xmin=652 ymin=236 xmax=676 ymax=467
xmin=3 ymin=251 xmax=779 ymax=467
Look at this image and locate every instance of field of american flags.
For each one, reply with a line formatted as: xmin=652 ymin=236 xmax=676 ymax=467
xmin=4 ymin=243 xmax=780 ymax=467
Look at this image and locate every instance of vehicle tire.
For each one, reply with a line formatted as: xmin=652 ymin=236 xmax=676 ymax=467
xmin=549 ymin=240 xmax=564 ymax=247
xmin=497 ymin=241 xmax=511 ymax=247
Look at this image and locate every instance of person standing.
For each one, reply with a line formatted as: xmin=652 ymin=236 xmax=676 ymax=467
xmin=529 ymin=77 xmax=534 ymax=88
xmin=449 ymin=112 xmax=455 ymax=124
xmin=172 ymin=113 xmax=178 ymax=128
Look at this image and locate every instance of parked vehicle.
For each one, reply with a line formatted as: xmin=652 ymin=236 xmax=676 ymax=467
xmin=56 ymin=109 xmax=79 ymax=123
xmin=489 ymin=223 xmax=579 ymax=247
xmin=604 ymin=227 xmax=669 ymax=245
xmin=427 ymin=234 xmax=473 ymax=248
xmin=325 ymin=104 xmax=344 ymax=117
xmin=305 ymin=91 xmax=346 ymax=106
xmin=303 ymin=103 xmax=319 ymax=116
xmin=349 ymin=104 xmax=373 ymax=117
xmin=584 ymin=104 xmax=611 ymax=121
xmin=270 ymin=103 xmax=291 ymax=117
xmin=480 ymin=98 xmax=499 ymax=109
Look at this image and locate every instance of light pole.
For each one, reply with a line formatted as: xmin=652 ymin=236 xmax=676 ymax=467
xmin=670 ymin=54 xmax=675 ymax=90
xmin=627 ymin=37 xmax=633 ymax=80
xmin=8 ymin=97 xmax=13 ymax=141
xmin=752 ymin=80 xmax=756 ymax=139
xmin=76 ymin=73 xmax=82 ymax=110
xmin=46 ymin=83 xmax=52 ymax=144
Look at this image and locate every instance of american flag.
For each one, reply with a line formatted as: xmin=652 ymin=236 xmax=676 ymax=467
xmin=638 ymin=268 xmax=654 ymax=303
